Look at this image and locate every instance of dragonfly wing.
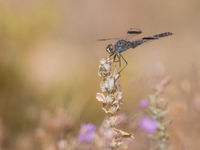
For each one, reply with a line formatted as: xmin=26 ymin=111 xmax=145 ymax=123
xmin=97 ymin=28 xmax=142 ymax=42
xmin=127 ymin=28 xmax=142 ymax=35
xmin=96 ymin=37 xmax=120 ymax=41
xmin=123 ymin=28 xmax=142 ymax=40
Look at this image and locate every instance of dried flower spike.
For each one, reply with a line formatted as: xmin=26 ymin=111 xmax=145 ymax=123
xmin=96 ymin=57 xmax=134 ymax=150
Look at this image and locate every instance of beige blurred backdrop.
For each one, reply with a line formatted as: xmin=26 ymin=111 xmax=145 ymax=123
xmin=0 ymin=0 xmax=200 ymax=149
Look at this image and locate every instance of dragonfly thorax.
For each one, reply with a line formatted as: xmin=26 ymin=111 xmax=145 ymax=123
xmin=106 ymin=44 xmax=115 ymax=54
xmin=114 ymin=40 xmax=133 ymax=53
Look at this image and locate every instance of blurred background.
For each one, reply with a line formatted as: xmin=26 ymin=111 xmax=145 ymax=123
xmin=0 ymin=0 xmax=200 ymax=149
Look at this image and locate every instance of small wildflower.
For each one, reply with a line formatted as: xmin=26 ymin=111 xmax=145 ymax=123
xmin=139 ymin=116 xmax=158 ymax=133
xmin=96 ymin=93 xmax=106 ymax=103
xmin=114 ymin=128 xmax=134 ymax=139
xmin=101 ymin=76 xmax=115 ymax=93
xmin=98 ymin=58 xmax=112 ymax=77
xmin=78 ymin=123 xmax=96 ymax=143
xmin=147 ymin=77 xmax=171 ymax=150
xmin=139 ymin=98 xmax=149 ymax=108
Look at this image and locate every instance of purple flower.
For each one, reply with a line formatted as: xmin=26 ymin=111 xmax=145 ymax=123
xmin=139 ymin=98 xmax=149 ymax=108
xmin=78 ymin=123 xmax=96 ymax=143
xmin=139 ymin=116 xmax=158 ymax=133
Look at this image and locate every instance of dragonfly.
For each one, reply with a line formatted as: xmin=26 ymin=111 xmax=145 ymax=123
xmin=97 ymin=28 xmax=173 ymax=73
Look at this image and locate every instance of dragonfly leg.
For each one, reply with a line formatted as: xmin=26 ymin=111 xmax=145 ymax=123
xmin=117 ymin=54 xmax=121 ymax=67
xmin=118 ymin=53 xmax=128 ymax=73
xmin=109 ymin=53 xmax=115 ymax=58
xmin=113 ymin=54 xmax=118 ymax=62
xmin=113 ymin=53 xmax=121 ymax=65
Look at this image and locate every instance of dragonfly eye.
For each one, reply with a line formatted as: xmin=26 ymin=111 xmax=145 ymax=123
xmin=106 ymin=44 xmax=114 ymax=54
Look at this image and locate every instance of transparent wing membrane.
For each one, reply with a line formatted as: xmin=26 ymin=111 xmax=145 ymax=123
xmin=96 ymin=37 xmax=121 ymax=41
xmin=97 ymin=28 xmax=142 ymax=41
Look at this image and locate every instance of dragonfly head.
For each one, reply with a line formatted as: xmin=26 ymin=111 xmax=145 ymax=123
xmin=106 ymin=44 xmax=114 ymax=54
